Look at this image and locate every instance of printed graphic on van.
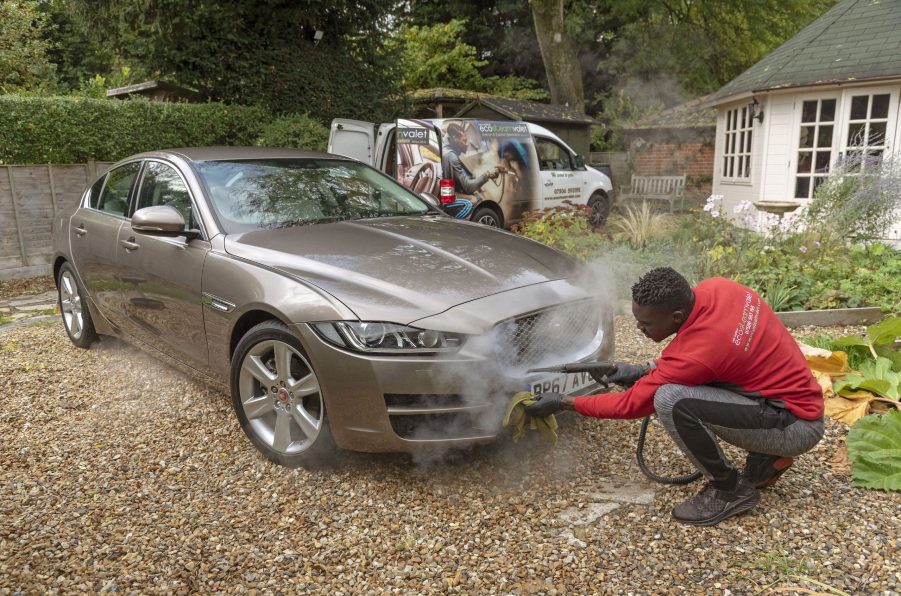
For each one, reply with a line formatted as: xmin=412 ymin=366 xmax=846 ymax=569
xmin=395 ymin=118 xmax=442 ymax=203
xmin=439 ymin=119 xmax=540 ymax=225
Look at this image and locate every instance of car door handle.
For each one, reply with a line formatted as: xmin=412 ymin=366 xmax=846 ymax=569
xmin=120 ymin=238 xmax=140 ymax=251
xmin=74 ymin=225 xmax=87 ymax=237
xmin=544 ymin=181 xmax=553 ymax=187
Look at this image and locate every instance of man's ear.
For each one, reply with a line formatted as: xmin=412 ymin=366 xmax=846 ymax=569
xmin=671 ymin=308 xmax=688 ymax=325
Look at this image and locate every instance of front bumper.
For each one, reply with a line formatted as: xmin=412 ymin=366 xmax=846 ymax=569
xmin=293 ymin=322 xmax=609 ymax=453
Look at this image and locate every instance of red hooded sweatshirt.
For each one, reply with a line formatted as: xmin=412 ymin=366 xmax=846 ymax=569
xmin=574 ymin=277 xmax=824 ymax=421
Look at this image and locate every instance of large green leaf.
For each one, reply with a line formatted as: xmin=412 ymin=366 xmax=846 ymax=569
xmin=867 ymin=316 xmax=901 ymax=346
xmin=875 ymin=345 xmax=901 ymax=371
xmin=834 ymin=357 xmax=901 ymax=400
xmin=831 ymin=336 xmax=871 ymax=348
xmin=847 ymin=410 xmax=901 ymax=491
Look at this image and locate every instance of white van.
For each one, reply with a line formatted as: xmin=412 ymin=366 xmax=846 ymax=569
xmin=329 ymin=118 xmax=613 ymax=228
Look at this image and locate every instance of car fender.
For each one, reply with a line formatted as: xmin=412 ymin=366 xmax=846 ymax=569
xmin=201 ymin=240 xmax=358 ymax=378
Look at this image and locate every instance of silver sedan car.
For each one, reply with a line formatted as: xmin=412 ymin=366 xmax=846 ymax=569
xmin=53 ymin=148 xmax=612 ymax=466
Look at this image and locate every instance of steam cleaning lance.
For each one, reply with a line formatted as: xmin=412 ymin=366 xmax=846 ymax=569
xmin=527 ymin=361 xmax=703 ymax=486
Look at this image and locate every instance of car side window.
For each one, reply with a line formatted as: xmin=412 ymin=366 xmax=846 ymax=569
xmin=86 ymin=175 xmax=107 ymax=209
xmin=535 ymin=138 xmax=573 ymax=171
xmin=96 ymin=162 xmax=141 ymax=217
xmin=136 ymin=161 xmax=195 ymax=227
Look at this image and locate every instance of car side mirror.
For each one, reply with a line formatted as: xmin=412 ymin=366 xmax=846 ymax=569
xmin=574 ymin=154 xmax=586 ymax=170
xmin=132 ymin=205 xmax=200 ymax=240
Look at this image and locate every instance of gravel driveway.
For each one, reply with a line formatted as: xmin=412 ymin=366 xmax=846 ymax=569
xmin=2 ymin=317 xmax=898 ymax=594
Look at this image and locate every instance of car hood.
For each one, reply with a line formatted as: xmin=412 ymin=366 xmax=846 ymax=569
xmin=223 ymin=216 xmax=579 ymax=324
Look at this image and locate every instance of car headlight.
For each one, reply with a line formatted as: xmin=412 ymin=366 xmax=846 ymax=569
xmin=310 ymin=321 xmax=464 ymax=354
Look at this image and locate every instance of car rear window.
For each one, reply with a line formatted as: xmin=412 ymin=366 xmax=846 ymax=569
xmin=193 ymin=159 xmax=430 ymax=234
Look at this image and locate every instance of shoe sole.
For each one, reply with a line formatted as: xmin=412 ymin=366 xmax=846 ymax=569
xmin=754 ymin=457 xmax=794 ymax=489
xmin=673 ymin=491 xmax=761 ymax=527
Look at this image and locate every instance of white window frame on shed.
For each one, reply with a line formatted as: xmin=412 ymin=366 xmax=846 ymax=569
xmin=721 ymin=105 xmax=754 ymax=182
xmin=790 ymin=93 xmax=840 ymax=200
xmin=836 ymin=86 xmax=899 ymax=174
xmin=789 ymin=85 xmax=901 ymax=201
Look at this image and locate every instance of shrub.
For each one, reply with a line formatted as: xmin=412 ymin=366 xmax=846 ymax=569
xmin=806 ymin=151 xmax=901 ymax=242
xmin=255 ymin=114 xmax=329 ymax=152
xmin=512 ymin=202 xmax=607 ymax=262
xmin=0 ymin=95 xmax=268 ymax=164
xmin=609 ymin=201 xmax=674 ymax=249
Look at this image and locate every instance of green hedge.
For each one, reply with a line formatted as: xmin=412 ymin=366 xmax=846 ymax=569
xmin=255 ymin=113 xmax=329 ymax=152
xmin=0 ymin=95 xmax=270 ymax=164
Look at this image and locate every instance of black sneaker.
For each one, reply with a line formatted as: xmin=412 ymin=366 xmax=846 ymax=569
xmin=672 ymin=478 xmax=760 ymax=526
xmin=743 ymin=453 xmax=794 ymax=489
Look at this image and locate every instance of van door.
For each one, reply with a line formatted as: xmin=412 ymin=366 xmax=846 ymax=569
xmin=534 ymin=135 xmax=585 ymax=209
xmin=394 ymin=119 xmax=442 ymax=199
xmin=328 ymin=119 xmax=376 ymax=165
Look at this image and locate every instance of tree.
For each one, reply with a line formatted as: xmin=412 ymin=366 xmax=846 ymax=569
xmin=529 ymin=0 xmax=584 ymax=111
xmin=61 ymin=0 xmax=407 ymax=123
xmin=0 ymin=1 xmax=57 ymax=92
xmin=390 ymin=19 xmax=548 ymax=100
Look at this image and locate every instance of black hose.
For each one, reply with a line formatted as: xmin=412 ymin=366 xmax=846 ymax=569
xmin=636 ymin=415 xmax=703 ymax=485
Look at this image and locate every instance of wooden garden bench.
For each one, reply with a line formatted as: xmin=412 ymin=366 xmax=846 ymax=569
xmin=619 ymin=174 xmax=686 ymax=213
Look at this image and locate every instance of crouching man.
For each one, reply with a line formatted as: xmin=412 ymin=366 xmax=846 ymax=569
xmin=526 ymin=267 xmax=824 ymax=526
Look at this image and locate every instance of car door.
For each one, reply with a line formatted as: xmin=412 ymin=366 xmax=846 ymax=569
xmin=68 ymin=161 xmax=142 ymax=328
xmin=534 ymin=136 xmax=586 ymax=209
xmin=115 ymin=160 xmax=211 ymax=367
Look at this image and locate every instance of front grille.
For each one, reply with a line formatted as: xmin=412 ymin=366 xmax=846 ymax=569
xmin=495 ymin=299 xmax=601 ymax=368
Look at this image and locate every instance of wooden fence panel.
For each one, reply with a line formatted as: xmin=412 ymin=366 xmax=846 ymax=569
xmin=0 ymin=162 xmax=115 ymax=279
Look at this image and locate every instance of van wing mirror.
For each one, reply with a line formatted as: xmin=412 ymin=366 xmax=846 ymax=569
xmin=574 ymin=154 xmax=586 ymax=169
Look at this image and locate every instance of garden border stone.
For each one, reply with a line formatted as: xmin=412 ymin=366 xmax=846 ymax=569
xmin=776 ymin=307 xmax=883 ymax=328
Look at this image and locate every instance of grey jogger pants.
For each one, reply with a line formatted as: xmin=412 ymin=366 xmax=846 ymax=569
xmin=654 ymin=384 xmax=825 ymax=485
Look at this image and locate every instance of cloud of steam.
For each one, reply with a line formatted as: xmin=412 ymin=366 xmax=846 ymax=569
xmin=407 ymin=261 xmax=630 ymax=467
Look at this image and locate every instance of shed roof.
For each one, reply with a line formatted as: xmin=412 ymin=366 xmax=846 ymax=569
xmin=624 ymin=95 xmax=716 ymax=130
xmin=412 ymin=88 xmax=600 ymax=125
xmin=711 ymin=0 xmax=901 ymax=104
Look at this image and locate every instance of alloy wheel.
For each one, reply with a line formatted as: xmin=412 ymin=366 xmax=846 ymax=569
xmin=238 ymin=339 xmax=323 ymax=455
xmin=59 ymin=270 xmax=84 ymax=339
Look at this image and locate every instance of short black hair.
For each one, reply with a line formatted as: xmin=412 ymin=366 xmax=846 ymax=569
xmin=631 ymin=267 xmax=693 ymax=310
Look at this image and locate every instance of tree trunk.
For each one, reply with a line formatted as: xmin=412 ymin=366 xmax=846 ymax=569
xmin=529 ymin=0 xmax=584 ymax=112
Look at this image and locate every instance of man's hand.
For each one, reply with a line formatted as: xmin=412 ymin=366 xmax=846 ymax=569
xmin=603 ymin=362 xmax=649 ymax=388
xmin=523 ymin=392 xmax=563 ymax=417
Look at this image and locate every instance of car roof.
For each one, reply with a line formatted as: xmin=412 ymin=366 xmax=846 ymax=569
xmin=132 ymin=146 xmax=342 ymax=162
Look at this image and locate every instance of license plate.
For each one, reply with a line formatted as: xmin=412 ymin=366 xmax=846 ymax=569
xmin=529 ymin=371 xmax=597 ymax=396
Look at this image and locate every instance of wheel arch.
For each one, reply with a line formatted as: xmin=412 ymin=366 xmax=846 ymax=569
xmin=53 ymin=256 xmax=68 ymax=287
xmin=229 ymin=309 xmax=292 ymax=361
xmin=471 ymin=201 xmax=504 ymax=227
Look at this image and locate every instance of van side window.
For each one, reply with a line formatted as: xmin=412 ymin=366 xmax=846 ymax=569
xmin=96 ymin=161 xmax=142 ymax=217
xmin=535 ymin=138 xmax=573 ymax=171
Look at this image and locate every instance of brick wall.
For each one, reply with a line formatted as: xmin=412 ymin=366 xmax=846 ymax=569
xmin=624 ymin=127 xmax=716 ymax=206
xmin=631 ymin=140 xmax=714 ymax=178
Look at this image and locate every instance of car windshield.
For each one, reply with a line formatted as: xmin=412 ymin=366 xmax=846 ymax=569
xmin=194 ymin=158 xmax=430 ymax=233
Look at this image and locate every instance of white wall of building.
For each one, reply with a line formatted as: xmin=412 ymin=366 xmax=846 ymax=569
xmin=713 ymin=82 xmax=901 ymax=243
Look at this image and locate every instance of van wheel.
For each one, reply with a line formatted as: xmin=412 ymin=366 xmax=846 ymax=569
xmin=473 ymin=207 xmax=502 ymax=228
xmin=588 ymin=191 xmax=610 ymax=227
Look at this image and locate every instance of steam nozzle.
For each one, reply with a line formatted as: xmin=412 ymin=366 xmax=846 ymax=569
xmin=527 ymin=361 xmax=616 ymax=384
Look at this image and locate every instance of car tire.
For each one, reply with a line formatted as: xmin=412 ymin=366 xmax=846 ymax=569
xmin=231 ymin=320 xmax=334 ymax=467
xmin=588 ymin=191 xmax=611 ymax=227
xmin=57 ymin=262 xmax=98 ymax=348
xmin=473 ymin=207 xmax=503 ymax=228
